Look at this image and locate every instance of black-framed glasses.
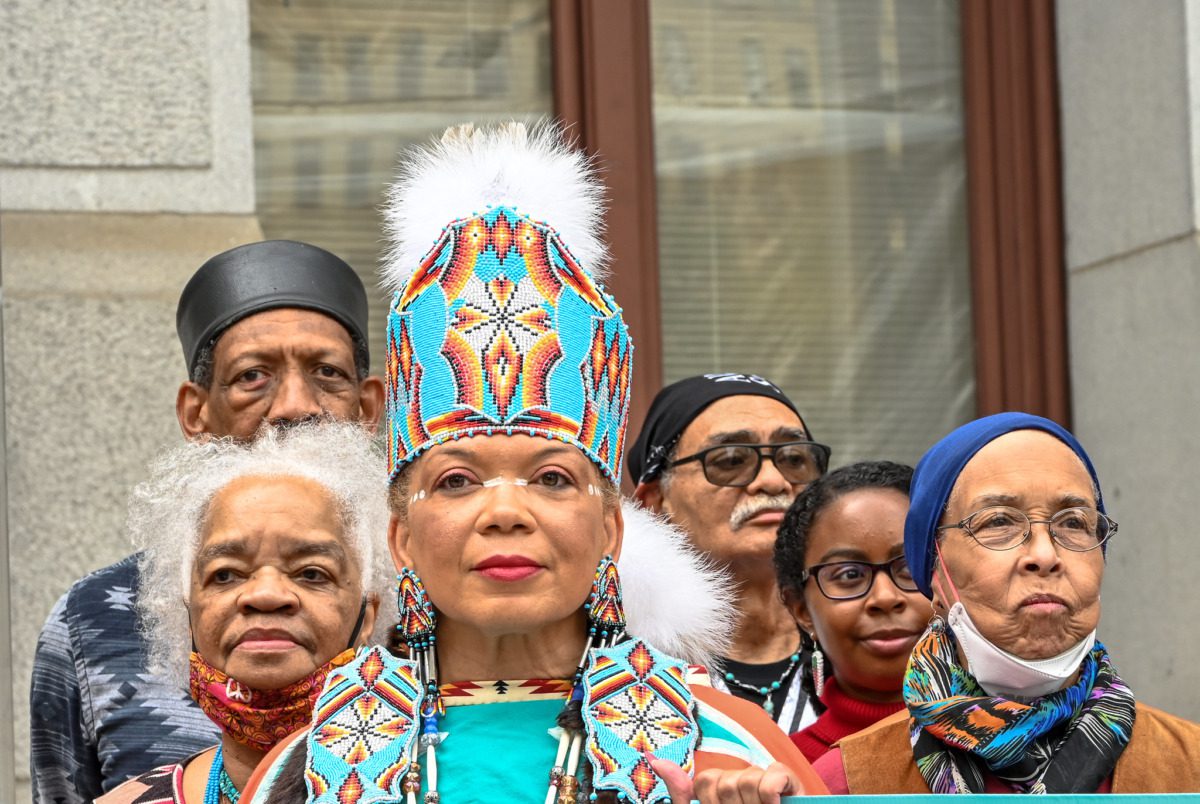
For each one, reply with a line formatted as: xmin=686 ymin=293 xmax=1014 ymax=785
xmin=936 ymin=505 xmax=1117 ymax=552
xmin=800 ymin=556 xmax=919 ymax=600
xmin=667 ymin=441 xmax=831 ymax=488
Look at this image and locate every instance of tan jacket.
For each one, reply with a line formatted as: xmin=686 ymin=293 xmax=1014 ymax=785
xmin=838 ymin=702 xmax=1200 ymax=794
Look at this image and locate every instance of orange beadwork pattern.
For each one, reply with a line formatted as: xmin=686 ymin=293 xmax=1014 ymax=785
xmin=385 ymin=206 xmax=632 ymax=484
xmin=335 ymin=770 xmax=364 ymax=804
xmin=395 ymin=569 xmax=435 ymax=642
xmin=304 ymin=647 xmax=423 ymax=804
xmin=583 ymin=640 xmax=699 ymax=803
xmin=588 ymin=556 xmax=627 ymax=631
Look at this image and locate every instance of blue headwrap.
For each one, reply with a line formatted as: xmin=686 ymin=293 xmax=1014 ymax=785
xmin=904 ymin=412 xmax=1105 ymax=598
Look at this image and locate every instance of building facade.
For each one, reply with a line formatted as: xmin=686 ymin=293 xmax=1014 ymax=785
xmin=1 ymin=1 xmax=1197 ymax=800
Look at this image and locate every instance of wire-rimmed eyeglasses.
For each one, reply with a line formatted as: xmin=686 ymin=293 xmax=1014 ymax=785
xmin=799 ymin=556 xmax=919 ymax=600
xmin=667 ymin=440 xmax=831 ymax=488
xmin=936 ymin=505 xmax=1117 ymax=552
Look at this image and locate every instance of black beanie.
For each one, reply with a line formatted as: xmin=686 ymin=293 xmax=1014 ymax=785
xmin=626 ymin=373 xmax=811 ymax=484
xmin=176 ymin=240 xmax=369 ymax=378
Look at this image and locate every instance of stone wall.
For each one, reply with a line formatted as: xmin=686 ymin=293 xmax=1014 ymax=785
xmin=1059 ymin=0 xmax=1200 ymax=719
xmin=0 ymin=1 xmax=260 ymax=800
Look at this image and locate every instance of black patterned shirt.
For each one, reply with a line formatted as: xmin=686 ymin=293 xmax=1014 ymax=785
xmin=29 ymin=554 xmax=219 ymax=804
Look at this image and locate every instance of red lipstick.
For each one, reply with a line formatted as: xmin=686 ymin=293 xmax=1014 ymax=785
xmin=473 ymin=554 xmax=544 ymax=582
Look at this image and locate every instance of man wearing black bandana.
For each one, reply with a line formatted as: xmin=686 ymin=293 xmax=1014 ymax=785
xmin=29 ymin=240 xmax=384 ymax=804
xmin=628 ymin=373 xmax=830 ymax=734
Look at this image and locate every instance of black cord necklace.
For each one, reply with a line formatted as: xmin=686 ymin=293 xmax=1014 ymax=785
xmin=721 ymin=642 xmax=803 ymax=716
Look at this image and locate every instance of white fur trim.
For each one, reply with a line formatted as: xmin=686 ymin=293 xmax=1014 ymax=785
xmin=617 ymin=500 xmax=737 ymax=668
xmin=381 ymin=121 xmax=609 ymax=290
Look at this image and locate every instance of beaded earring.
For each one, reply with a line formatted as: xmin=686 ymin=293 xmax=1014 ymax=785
xmin=810 ymin=635 xmax=826 ymax=698
xmin=395 ymin=568 xmax=442 ymax=804
xmin=544 ymin=555 xmax=627 ymax=804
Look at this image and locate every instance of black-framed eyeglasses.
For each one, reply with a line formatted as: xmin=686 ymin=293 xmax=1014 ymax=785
xmin=800 ymin=556 xmax=919 ymax=600
xmin=936 ymin=505 xmax=1117 ymax=552
xmin=667 ymin=441 xmax=831 ymax=488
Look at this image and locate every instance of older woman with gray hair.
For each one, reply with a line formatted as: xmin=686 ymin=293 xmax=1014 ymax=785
xmin=814 ymin=412 xmax=1200 ymax=794
xmin=97 ymin=422 xmax=393 ymax=804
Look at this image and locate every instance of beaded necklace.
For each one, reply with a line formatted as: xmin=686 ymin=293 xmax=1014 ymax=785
xmin=202 ymin=745 xmax=241 ymax=804
xmin=720 ymin=645 xmax=802 ymax=717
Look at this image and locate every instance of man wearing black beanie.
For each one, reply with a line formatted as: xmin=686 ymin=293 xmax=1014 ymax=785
xmin=29 ymin=241 xmax=384 ymax=804
xmin=628 ymin=372 xmax=830 ymax=734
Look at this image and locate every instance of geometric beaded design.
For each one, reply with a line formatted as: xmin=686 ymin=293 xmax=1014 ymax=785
xmin=385 ymin=206 xmax=633 ymax=484
xmin=395 ymin=568 xmax=436 ymax=646
xmin=583 ymin=640 xmax=698 ymax=804
xmin=587 ymin=555 xmax=626 ymax=633
xmin=304 ymin=647 xmax=424 ymax=804
xmin=438 ymin=678 xmax=573 ymax=706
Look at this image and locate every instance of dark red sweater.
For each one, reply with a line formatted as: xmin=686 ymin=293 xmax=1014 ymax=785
xmin=788 ymin=677 xmax=905 ymax=763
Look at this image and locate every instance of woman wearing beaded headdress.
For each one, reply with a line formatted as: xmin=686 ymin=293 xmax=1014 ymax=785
xmin=243 ymin=123 xmax=824 ymax=804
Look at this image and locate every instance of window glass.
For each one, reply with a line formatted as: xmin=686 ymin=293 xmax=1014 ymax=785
xmin=650 ymin=0 xmax=974 ymax=465
xmin=250 ymin=0 xmax=552 ymax=369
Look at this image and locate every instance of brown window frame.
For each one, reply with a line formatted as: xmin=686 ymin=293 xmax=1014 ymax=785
xmin=552 ymin=0 xmax=1071 ymax=447
xmin=962 ymin=0 xmax=1071 ymax=426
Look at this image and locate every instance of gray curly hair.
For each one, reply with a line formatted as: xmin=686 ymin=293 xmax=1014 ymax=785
xmin=131 ymin=422 xmax=396 ymax=689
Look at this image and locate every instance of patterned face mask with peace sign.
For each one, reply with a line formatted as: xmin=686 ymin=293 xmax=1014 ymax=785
xmin=188 ymin=648 xmax=356 ymax=751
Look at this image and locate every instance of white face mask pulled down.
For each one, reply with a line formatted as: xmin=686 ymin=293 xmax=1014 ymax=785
xmin=934 ymin=544 xmax=1095 ymax=700
xmin=944 ymin=601 xmax=1095 ymax=700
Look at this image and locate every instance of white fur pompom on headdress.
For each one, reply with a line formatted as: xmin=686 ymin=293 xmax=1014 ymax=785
xmin=617 ymin=500 xmax=738 ymax=668
xmin=381 ymin=120 xmax=610 ymax=290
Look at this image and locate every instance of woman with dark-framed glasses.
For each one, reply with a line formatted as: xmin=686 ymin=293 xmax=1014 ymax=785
xmin=813 ymin=412 xmax=1200 ymax=794
xmin=774 ymin=461 xmax=933 ymax=762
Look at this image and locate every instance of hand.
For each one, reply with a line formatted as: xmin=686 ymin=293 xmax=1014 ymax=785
xmin=649 ymin=756 xmax=804 ymax=804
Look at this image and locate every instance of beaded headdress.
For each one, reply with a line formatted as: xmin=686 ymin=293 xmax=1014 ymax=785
xmin=381 ymin=123 xmax=633 ymax=484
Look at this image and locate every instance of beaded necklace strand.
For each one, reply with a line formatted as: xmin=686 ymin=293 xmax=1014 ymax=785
xmin=721 ymin=643 xmax=803 ymax=717
xmin=202 ymin=745 xmax=241 ymax=804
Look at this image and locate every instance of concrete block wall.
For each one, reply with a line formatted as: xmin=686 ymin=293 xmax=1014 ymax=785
xmin=0 ymin=1 xmax=261 ymax=800
xmin=1058 ymin=0 xmax=1200 ymax=719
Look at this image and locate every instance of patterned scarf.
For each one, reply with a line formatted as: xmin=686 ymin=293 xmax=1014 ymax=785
xmin=189 ymin=648 xmax=356 ymax=752
xmin=904 ymin=620 xmax=1135 ymax=794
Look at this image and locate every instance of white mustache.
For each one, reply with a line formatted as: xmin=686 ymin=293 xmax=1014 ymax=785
xmin=729 ymin=494 xmax=795 ymax=531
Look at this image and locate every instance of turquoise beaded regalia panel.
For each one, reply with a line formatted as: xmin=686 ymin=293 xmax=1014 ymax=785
xmin=303 ymin=647 xmax=424 ymax=803
xmin=583 ymin=640 xmax=699 ymax=804
xmin=385 ymin=206 xmax=632 ymax=484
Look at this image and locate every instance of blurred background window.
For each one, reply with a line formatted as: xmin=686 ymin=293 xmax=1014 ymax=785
xmin=249 ymin=0 xmax=977 ymax=466
xmin=650 ymin=0 xmax=973 ymax=466
xmin=250 ymin=0 xmax=553 ymax=366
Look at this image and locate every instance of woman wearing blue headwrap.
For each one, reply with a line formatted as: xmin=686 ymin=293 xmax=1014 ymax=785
xmin=813 ymin=412 xmax=1200 ymax=794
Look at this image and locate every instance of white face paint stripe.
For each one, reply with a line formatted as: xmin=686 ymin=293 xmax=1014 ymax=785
xmin=414 ymin=475 xmax=592 ymax=500
xmin=483 ymin=476 xmax=529 ymax=488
